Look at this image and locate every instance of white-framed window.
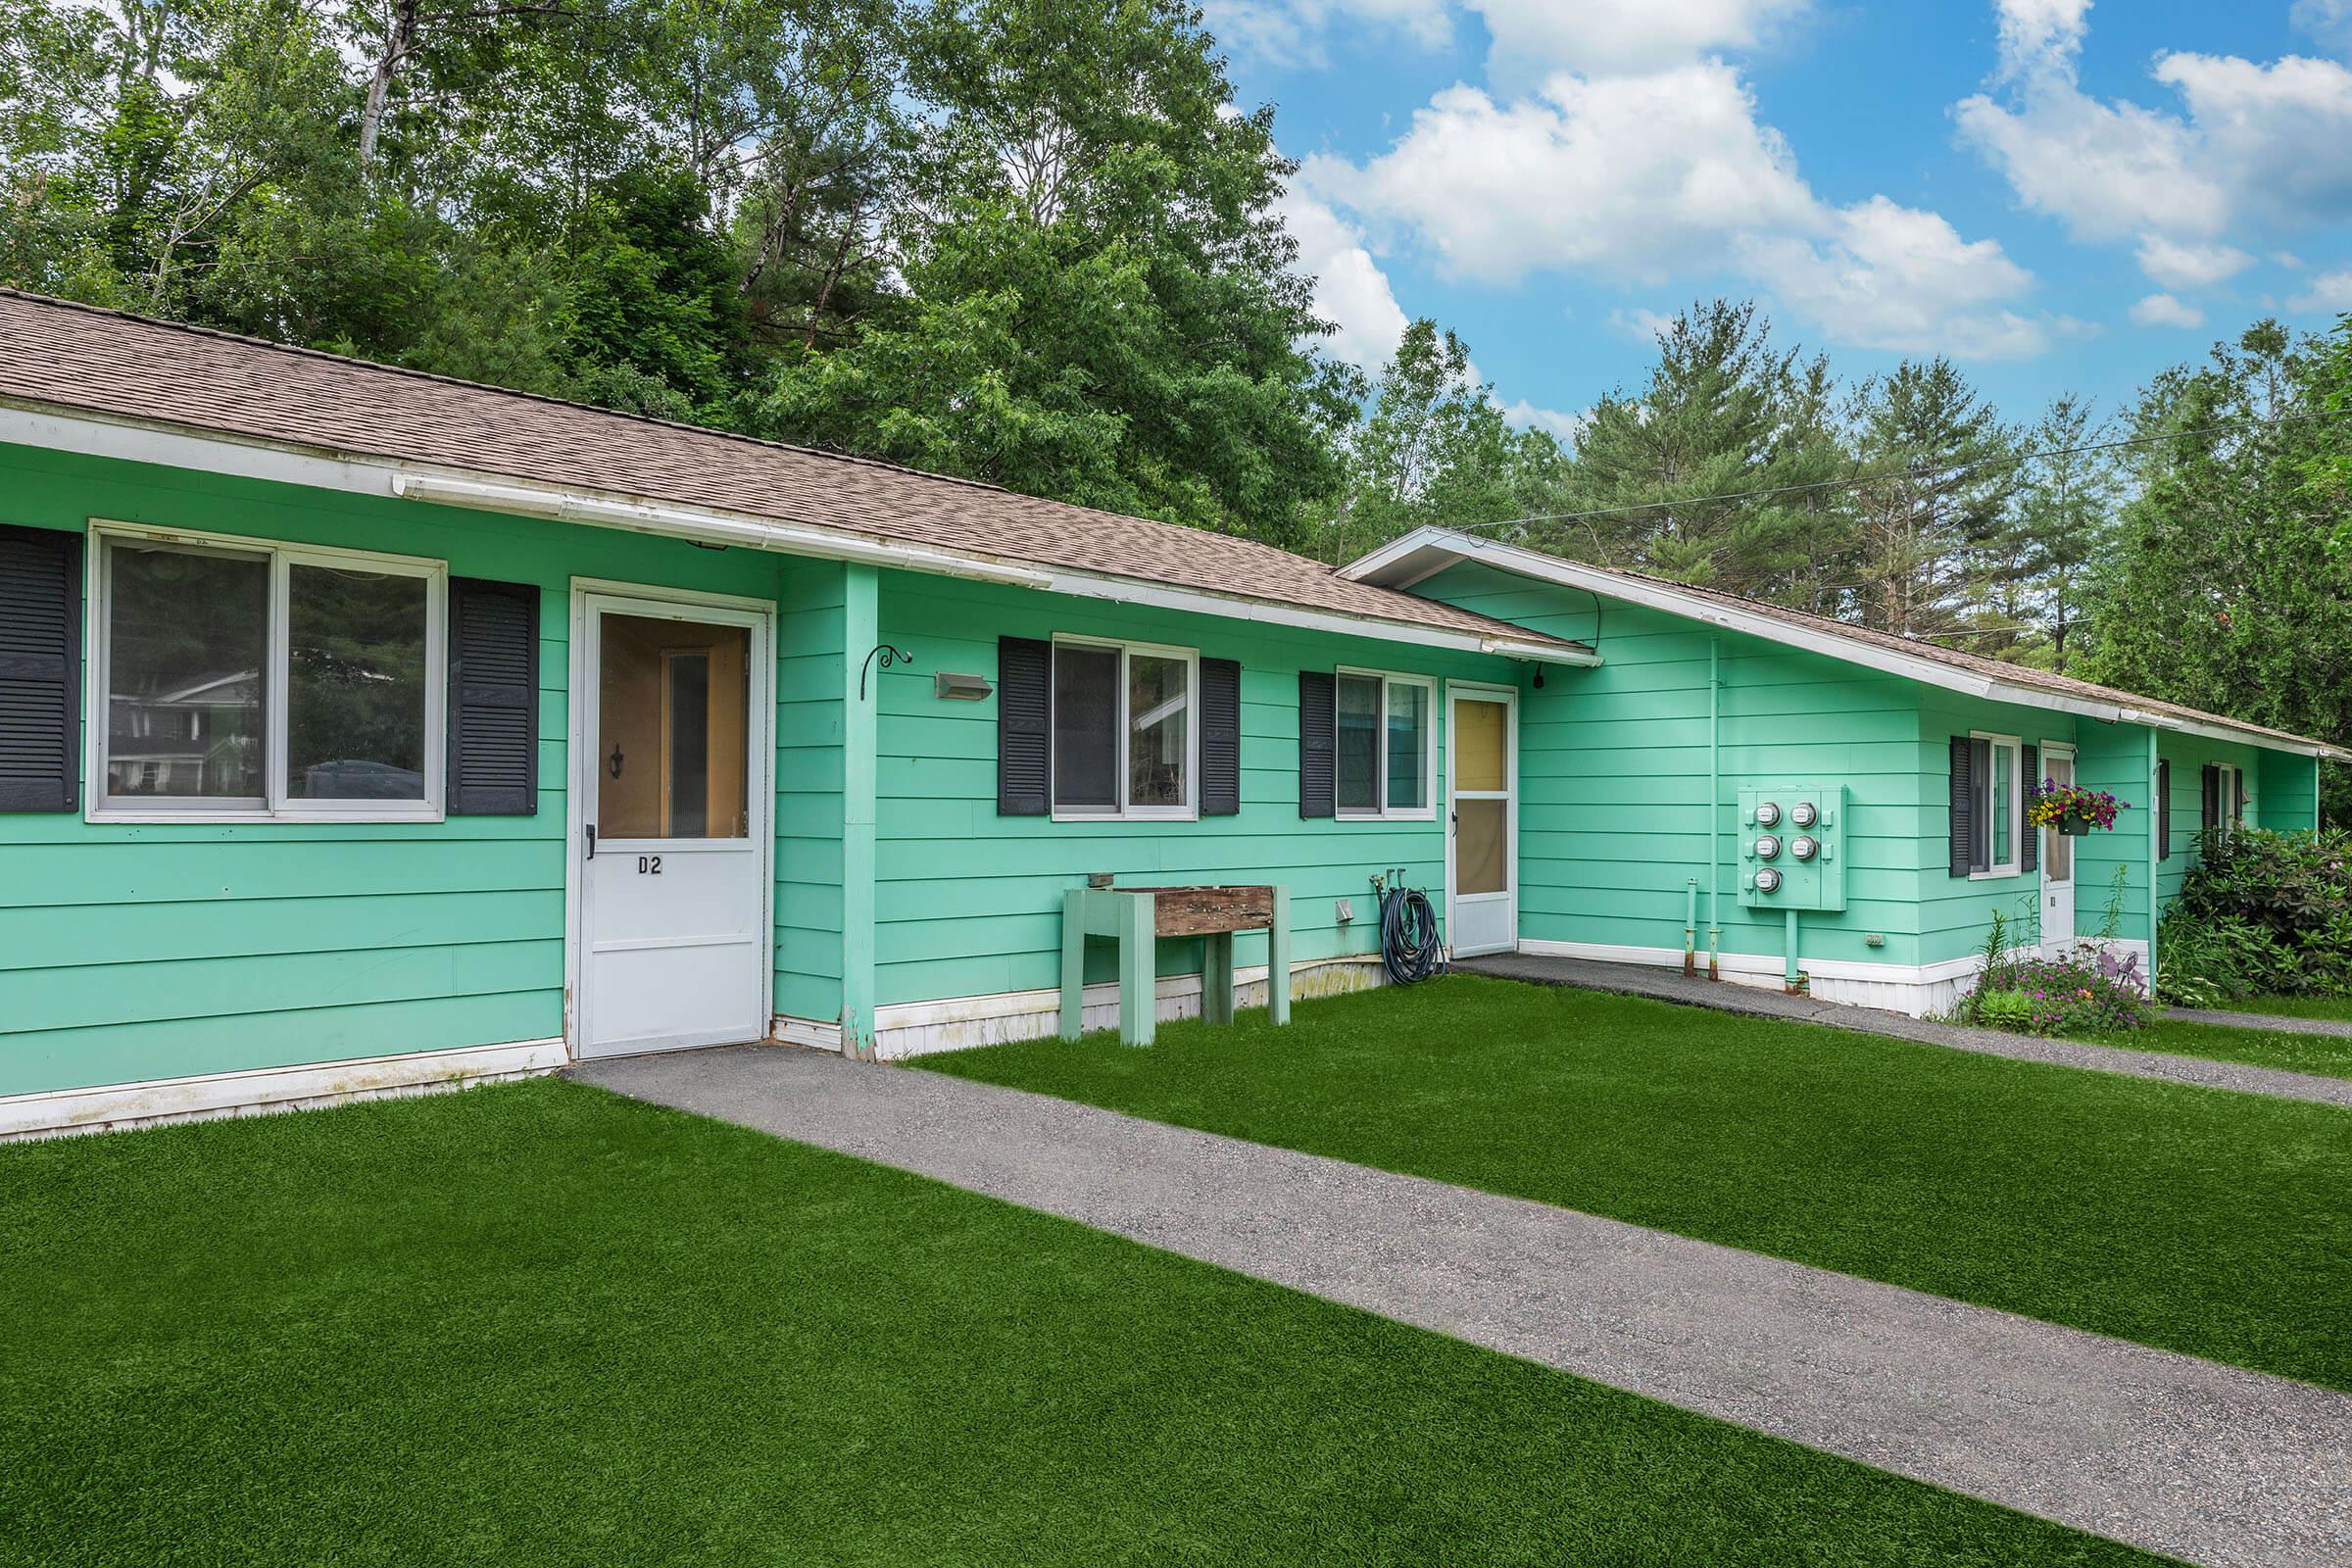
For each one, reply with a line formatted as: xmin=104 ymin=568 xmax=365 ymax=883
xmin=1968 ymin=730 xmax=2023 ymax=879
xmin=1050 ymin=635 xmax=1198 ymax=820
xmin=89 ymin=520 xmax=447 ymax=822
xmin=1335 ymin=667 xmax=1435 ymax=820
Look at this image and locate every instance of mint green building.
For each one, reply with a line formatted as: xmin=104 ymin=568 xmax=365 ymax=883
xmin=0 ymin=291 xmax=2338 ymax=1137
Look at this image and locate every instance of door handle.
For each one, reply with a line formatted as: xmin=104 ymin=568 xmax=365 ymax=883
xmin=585 ymin=824 xmax=598 ymax=860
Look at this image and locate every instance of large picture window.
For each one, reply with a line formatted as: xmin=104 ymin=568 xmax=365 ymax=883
xmin=93 ymin=524 xmax=445 ymax=820
xmin=1335 ymin=669 xmax=1434 ymax=820
xmin=1052 ymin=637 xmax=1197 ymax=818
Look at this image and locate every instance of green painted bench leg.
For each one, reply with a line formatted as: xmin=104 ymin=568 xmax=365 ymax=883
xmin=1120 ymin=892 xmax=1156 ymax=1047
xmin=1268 ymin=888 xmax=1291 ymax=1026
xmin=1060 ymin=889 xmax=1087 ymax=1041
xmin=1202 ymin=932 xmax=1235 ymax=1025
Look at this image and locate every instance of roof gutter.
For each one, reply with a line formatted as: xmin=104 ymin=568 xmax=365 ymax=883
xmin=1358 ymin=526 xmax=2347 ymax=761
xmin=1 ymin=400 xmax=1594 ymax=667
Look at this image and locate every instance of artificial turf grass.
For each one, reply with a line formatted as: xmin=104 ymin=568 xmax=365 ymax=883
xmin=2099 ymin=1016 xmax=2352 ymax=1081
xmin=2183 ymin=993 xmax=2352 ymax=1024
xmin=921 ymin=973 xmax=2352 ymax=1394
xmin=0 ymin=1080 xmax=2154 ymax=1568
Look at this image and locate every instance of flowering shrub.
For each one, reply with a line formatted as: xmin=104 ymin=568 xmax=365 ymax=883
xmin=1977 ymin=951 xmax=2150 ymax=1035
xmin=2027 ymin=780 xmax=2125 ymax=832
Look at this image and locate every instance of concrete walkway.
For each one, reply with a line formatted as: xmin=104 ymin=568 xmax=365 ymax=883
xmin=571 ymin=1046 xmax=2352 ymax=1568
xmin=1458 ymin=954 xmax=2352 ymax=1109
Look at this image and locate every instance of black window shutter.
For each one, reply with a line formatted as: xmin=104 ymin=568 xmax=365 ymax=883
xmin=2157 ymin=760 xmax=2172 ymax=859
xmin=1947 ymin=735 xmax=1974 ymax=877
xmin=2201 ymin=762 xmax=2221 ymax=833
xmin=2021 ymin=743 xmax=2038 ymax=874
xmin=446 ymin=577 xmax=539 ymax=815
xmin=996 ymin=636 xmax=1051 ymax=816
xmin=0 ymin=523 xmax=82 ymax=813
xmin=1298 ymin=670 xmax=1335 ymax=819
xmin=1200 ymin=658 xmax=1240 ymax=816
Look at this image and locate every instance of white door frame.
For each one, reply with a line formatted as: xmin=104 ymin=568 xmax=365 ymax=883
xmin=563 ymin=577 xmax=776 ymax=1056
xmin=1444 ymin=680 xmax=1520 ymax=958
xmin=2039 ymin=740 xmax=2078 ymax=958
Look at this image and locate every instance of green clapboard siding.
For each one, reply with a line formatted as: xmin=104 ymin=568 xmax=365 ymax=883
xmin=1420 ymin=562 xmax=1933 ymax=972
xmin=0 ymin=441 xmax=801 ymax=1097
xmin=869 ymin=570 xmax=1518 ymax=1008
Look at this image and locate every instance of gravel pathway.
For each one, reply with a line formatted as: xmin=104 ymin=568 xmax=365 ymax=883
xmin=2165 ymin=1005 xmax=2352 ymax=1038
xmin=1458 ymin=954 xmax=2352 ymax=1108
xmin=573 ymin=1046 xmax=2352 ymax=1568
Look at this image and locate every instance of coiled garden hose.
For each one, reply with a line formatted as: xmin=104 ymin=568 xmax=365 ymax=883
xmin=1379 ymin=883 xmax=1446 ymax=986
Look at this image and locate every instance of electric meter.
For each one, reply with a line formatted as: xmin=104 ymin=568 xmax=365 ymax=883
xmin=1740 ymin=783 xmax=1844 ymax=912
xmin=1790 ymin=835 xmax=1819 ymax=861
xmin=1754 ymin=833 xmax=1782 ymax=860
xmin=1754 ymin=867 xmax=1783 ymax=894
xmin=1790 ymin=800 xmax=1818 ymax=829
xmin=1754 ymin=801 xmax=1782 ymax=828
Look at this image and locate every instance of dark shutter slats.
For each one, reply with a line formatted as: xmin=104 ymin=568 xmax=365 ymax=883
xmin=2021 ymin=743 xmax=2038 ymax=875
xmin=2157 ymin=760 xmax=2172 ymax=859
xmin=2202 ymin=762 xmax=2222 ymax=834
xmin=1947 ymin=735 xmax=1973 ymax=877
xmin=2234 ymin=768 xmax=2248 ymax=826
xmin=996 ymin=636 xmax=1051 ymax=816
xmin=0 ymin=523 xmax=81 ymax=813
xmin=1200 ymin=658 xmax=1240 ymax=816
xmin=1298 ymin=670 xmax=1335 ymax=819
xmin=446 ymin=577 xmax=539 ymax=815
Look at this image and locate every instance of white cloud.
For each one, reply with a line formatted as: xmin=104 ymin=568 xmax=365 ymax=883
xmin=1306 ymin=61 xmax=2054 ymax=359
xmin=1990 ymin=0 xmax=2091 ymax=81
xmin=2293 ymin=0 xmax=2352 ymax=53
xmin=1466 ymin=0 xmax=1811 ymax=86
xmin=2134 ymin=236 xmax=2254 ymax=290
xmin=1742 ymin=196 xmax=2062 ymax=359
xmin=1204 ymin=0 xmax=1447 ymax=66
xmin=1303 ymin=65 xmax=1815 ymax=286
xmin=2130 ymin=292 xmax=2205 ymax=328
xmin=1498 ymin=398 xmax=1588 ymax=441
xmin=1957 ymin=9 xmax=2352 ymax=245
xmin=1276 ymin=187 xmax=1411 ymax=371
xmin=2289 ymin=270 xmax=2352 ymax=313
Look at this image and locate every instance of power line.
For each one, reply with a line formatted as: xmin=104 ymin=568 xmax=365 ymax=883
xmin=1455 ymin=403 xmax=2352 ymax=539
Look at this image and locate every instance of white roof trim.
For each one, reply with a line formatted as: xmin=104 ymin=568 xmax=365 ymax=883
xmin=1344 ymin=525 xmax=2346 ymax=760
xmin=1 ymin=402 xmax=1594 ymax=667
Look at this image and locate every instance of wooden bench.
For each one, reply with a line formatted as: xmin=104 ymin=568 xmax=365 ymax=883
xmin=1060 ymin=884 xmax=1291 ymax=1046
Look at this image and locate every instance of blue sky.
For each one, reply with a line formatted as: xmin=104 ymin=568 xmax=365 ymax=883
xmin=1207 ymin=0 xmax=2352 ymax=432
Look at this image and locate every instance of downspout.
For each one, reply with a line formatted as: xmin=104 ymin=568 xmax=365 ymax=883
xmin=1707 ymin=637 xmax=1722 ymax=981
xmin=1785 ymin=908 xmax=1803 ymax=993
xmin=2146 ymin=728 xmax=2162 ymax=998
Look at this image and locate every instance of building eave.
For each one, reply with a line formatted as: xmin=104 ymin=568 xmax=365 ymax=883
xmin=2 ymin=402 xmax=1598 ymax=668
xmin=1346 ymin=525 xmax=2349 ymax=761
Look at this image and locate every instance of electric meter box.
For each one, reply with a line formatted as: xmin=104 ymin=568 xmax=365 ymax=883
xmin=1739 ymin=783 xmax=1847 ymax=912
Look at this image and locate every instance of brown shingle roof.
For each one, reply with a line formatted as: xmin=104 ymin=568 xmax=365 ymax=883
xmin=1379 ymin=530 xmax=2343 ymax=758
xmin=0 ymin=289 xmax=1574 ymax=650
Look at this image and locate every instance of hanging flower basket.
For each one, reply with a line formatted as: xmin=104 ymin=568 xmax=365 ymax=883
xmin=2028 ymin=780 xmax=2125 ymax=836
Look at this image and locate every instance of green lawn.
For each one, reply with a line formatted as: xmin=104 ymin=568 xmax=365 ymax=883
xmin=923 ymin=974 xmax=2352 ymax=1392
xmin=2187 ymin=993 xmax=2352 ymax=1024
xmin=0 ymin=1079 xmax=2155 ymax=1567
xmin=2111 ymin=1016 xmax=2352 ymax=1081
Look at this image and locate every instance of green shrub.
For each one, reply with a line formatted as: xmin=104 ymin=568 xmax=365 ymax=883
xmin=2160 ymin=827 xmax=2352 ymax=1004
xmin=1975 ymin=988 xmax=2036 ymax=1031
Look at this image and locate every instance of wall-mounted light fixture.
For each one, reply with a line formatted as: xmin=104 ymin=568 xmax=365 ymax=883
xmin=935 ymin=671 xmax=992 ymax=702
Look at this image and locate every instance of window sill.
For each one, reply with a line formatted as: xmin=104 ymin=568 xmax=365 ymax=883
xmin=1969 ymin=865 xmax=2025 ymax=882
xmin=1337 ymin=809 xmax=1439 ymax=823
xmin=89 ymin=807 xmax=447 ymax=826
xmin=1050 ymin=808 xmax=1200 ymax=824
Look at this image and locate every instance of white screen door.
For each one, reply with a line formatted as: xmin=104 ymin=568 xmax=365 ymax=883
xmin=574 ymin=591 xmax=771 ymax=1056
xmin=1447 ymin=687 xmax=1518 ymax=957
xmin=2040 ymin=745 xmax=2076 ymax=958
